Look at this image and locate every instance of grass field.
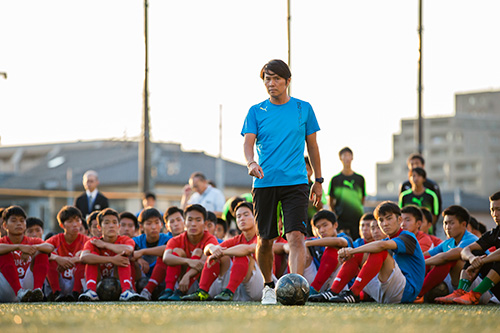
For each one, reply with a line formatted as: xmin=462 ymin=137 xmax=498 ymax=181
xmin=1 ymin=302 xmax=499 ymax=333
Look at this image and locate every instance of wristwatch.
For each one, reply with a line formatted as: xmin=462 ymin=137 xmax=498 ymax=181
xmin=315 ymin=177 xmax=324 ymax=184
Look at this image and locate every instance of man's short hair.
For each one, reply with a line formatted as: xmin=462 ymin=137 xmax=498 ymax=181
xmin=360 ymin=213 xmax=375 ymax=222
xmin=185 ymin=204 xmax=207 ymax=221
xmin=469 ymin=216 xmax=487 ymax=235
xmin=206 ymin=211 xmax=217 ymax=223
xmin=374 ymin=201 xmax=401 ymax=220
xmin=97 ymin=208 xmax=119 ymax=226
xmin=164 ymin=206 xmax=184 ymax=221
xmin=338 ymin=147 xmax=353 ymax=157
xmin=217 ymin=218 xmax=228 ymax=234
xmin=57 ymin=206 xmax=83 ymax=228
xmin=26 ymin=217 xmax=44 ymax=230
xmin=410 ymin=167 xmax=426 ymax=179
xmin=442 ymin=205 xmax=470 ymax=225
xmin=190 ymin=172 xmax=206 ymax=181
xmin=83 ymin=170 xmax=98 ymax=179
xmin=401 ymin=205 xmax=423 ymax=222
xmin=420 ymin=207 xmax=433 ymax=224
xmin=119 ymin=211 xmax=139 ymax=230
xmin=407 ymin=153 xmax=425 ymax=166
xmin=87 ymin=211 xmax=100 ymax=227
xmin=143 ymin=191 xmax=156 ymax=201
xmin=138 ymin=207 xmax=163 ymax=224
xmin=234 ymin=201 xmax=253 ymax=214
xmin=489 ymin=191 xmax=500 ymax=202
xmin=2 ymin=206 xmax=27 ymax=221
xmin=260 ymin=59 xmax=291 ymax=81
xmin=312 ymin=210 xmax=337 ymax=227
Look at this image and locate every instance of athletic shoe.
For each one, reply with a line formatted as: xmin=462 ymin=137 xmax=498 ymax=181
xmin=453 ymin=291 xmax=481 ymax=305
xmin=213 ymin=289 xmax=234 ymax=302
xmin=308 ymin=289 xmax=338 ymax=302
xmin=413 ymin=296 xmax=424 ymax=304
xmin=29 ymin=288 xmax=44 ymax=302
xmin=261 ymin=286 xmax=277 ymax=305
xmin=65 ymin=291 xmax=80 ymax=302
xmin=167 ymin=289 xmax=184 ymax=301
xmin=329 ymin=290 xmax=360 ymax=303
xmin=434 ymin=289 xmax=466 ymax=304
xmin=119 ymin=289 xmax=147 ymax=302
xmin=158 ymin=289 xmax=174 ymax=301
xmin=181 ymin=289 xmax=211 ymax=301
xmin=54 ymin=291 xmax=66 ymax=302
xmin=17 ymin=289 xmax=32 ymax=303
xmin=140 ymin=289 xmax=152 ymax=301
xmin=78 ymin=290 xmax=99 ymax=302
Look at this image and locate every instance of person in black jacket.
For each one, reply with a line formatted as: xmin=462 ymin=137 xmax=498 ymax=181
xmin=74 ymin=170 xmax=109 ymax=219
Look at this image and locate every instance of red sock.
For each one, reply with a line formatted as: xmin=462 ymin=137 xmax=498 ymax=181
xmin=199 ymin=260 xmax=220 ymax=291
xmin=0 ymin=253 xmax=22 ymax=294
xmin=85 ymin=264 xmax=98 ymax=291
xmin=330 ymin=253 xmax=363 ymax=294
xmin=418 ymin=261 xmax=456 ymax=297
xmin=47 ymin=260 xmax=61 ymax=292
xmin=165 ymin=253 xmax=182 ymax=290
xmin=145 ymin=258 xmax=166 ymax=293
xmin=226 ymin=256 xmax=249 ymax=293
xmin=311 ymin=247 xmax=339 ymax=291
xmin=350 ymin=251 xmax=388 ymax=296
xmin=32 ymin=253 xmax=49 ymax=290
xmin=73 ymin=263 xmax=85 ymax=292
xmin=117 ymin=265 xmax=133 ymax=292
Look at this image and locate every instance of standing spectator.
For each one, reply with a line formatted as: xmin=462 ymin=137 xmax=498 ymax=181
xmin=74 ymin=170 xmax=109 ymax=219
xmin=181 ymin=172 xmax=225 ymax=217
xmin=328 ymin=147 xmax=366 ymax=240
xmin=242 ymin=59 xmax=323 ymax=305
xmin=399 ymin=153 xmax=442 ymax=215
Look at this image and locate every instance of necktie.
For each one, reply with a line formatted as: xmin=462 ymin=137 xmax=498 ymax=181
xmin=88 ymin=195 xmax=93 ymax=213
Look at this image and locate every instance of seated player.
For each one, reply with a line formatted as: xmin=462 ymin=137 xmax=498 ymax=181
xmin=182 ymin=201 xmax=261 ymax=301
xmin=206 ymin=211 xmax=223 ymax=243
xmin=420 ymin=207 xmax=442 ymax=247
xmin=215 ymin=218 xmax=228 ymax=241
xmin=45 ymin=206 xmax=89 ymax=301
xmin=87 ymin=211 xmax=102 ymax=239
xmin=26 ymin=217 xmax=44 ymax=239
xmin=306 ymin=210 xmax=352 ymax=297
xmin=468 ymin=216 xmax=487 ymax=238
xmin=314 ymin=201 xmax=425 ymax=303
xmin=78 ymin=208 xmax=145 ymax=301
xmin=399 ymin=167 xmax=439 ymax=226
xmin=352 ymin=213 xmax=376 ymax=248
xmin=159 ymin=204 xmax=218 ymax=301
xmin=0 ymin=206 xmax=52 ymax=302
xmin=119 ymin=212 xmax=139 ymax=238
xmin=401 ymin=205 xmax=433 ymax=253
xmin=164 ymin=206 xmax=185 ymax=238
xmin=436 ymin=192 xmax=500 ymax=305
xmin=416 ymin=205 xmax=478 ymax=303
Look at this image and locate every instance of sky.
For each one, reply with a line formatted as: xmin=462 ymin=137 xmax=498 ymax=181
xmin=1 ymin=0 xmax=499 ymax=195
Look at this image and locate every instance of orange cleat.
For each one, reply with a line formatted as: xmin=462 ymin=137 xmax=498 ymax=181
xmin=434 ymin=289 xmax=466 ymax=304
xmin=413 ymin=296 xmax=424 ymax=304
xmin=453 ymin=291 xmax=481 ymax=305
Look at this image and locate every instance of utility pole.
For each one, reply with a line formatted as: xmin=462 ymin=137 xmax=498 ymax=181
xmin=417 ymin=0 xmax=424 ymax=154
xmin=139 ymin=0 xmax=152 ymax=193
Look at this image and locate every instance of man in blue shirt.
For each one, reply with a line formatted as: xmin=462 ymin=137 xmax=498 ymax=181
xmin=241 ymin=59 xmax=323 ymax=305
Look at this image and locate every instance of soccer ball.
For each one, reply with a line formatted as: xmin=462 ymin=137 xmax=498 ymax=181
xmin=275 ymin=273 xmax=310 ymax=305
xmin=96 ymin=277 xmax=122 ymax=301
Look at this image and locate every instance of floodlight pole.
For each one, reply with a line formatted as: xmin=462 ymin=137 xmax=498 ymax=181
xmin=417 ymin=0 xmax=423 ymax=154
xmin=139 ymin=0 xmax=152 ymax=193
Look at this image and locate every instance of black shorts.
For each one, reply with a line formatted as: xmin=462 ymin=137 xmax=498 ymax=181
xmin=252 ymin=184 xmax=309 ymax=240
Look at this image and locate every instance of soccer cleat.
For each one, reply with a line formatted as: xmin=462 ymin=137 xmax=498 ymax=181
xmin=181 ymin=289 xmax=211 ymax=301
xmin=140 ymin=288 xmax=152 ymax=301
xmin=65 ymin=291 xmax=80 ymax=302
xmin=166 ymin=289 xmax=184 ymax=301
xmin=453 ymin=291 xmax=481 ymax=305
xmin=434 ymin=289 xmax=466 ymax=304
xmin=119 ymin=289 xmax=147 ymax=302
xmin=213 ymin=289 xmax=234 ymax=302
xmin=261 ymin=286 xmax=277 ymax=305
xmin=17 ymin=289 xmax=33 ymax=303
xmin=413 ymin=296 xmax=424 ymax=304
xmin=29 ymin=288 xmax=44 ymax=302
xmin=54 ymin=291 xmax=66 ymax=302
xmin=78 ymin=289 xmax=100 ymax=302
xmin=328 ymin=290 xmax=360 ymax=303
xmin=157 ymin=289 xmax=174 ymax=301
xmin=308 ymin=289 xmax=338 ymax=302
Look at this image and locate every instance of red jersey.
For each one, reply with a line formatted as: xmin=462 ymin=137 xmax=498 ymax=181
xmin=82 ymin=236 xmax=134 ymax=277
xmin=166 ymin=230 xmax=218 ymax=257
xmin=0 ymin=235 xmax=43 ymax=279
xmin=416 ymin=231 xmax=433 ymax=253
xmin=46 ymin=233 xmax=89 ymax=280
xmin=220 ymin=233 xmax=257 ymax=258
xmin=429 ymin=234 xmax=443 ymax=247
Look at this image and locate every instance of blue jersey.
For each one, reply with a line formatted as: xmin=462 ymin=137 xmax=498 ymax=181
xmin=308 ymin=232 xmax=353 ymax=269
xmin=391 ymin=230 xmax=426 ymax=303
xmin=241 ymin=97 xmax=320 ymax=188
xmin=353 ymin=238 xmax=366 ymax=248
xmin=428 ymin=230 xmax=478 ymax=257
xmin=133 ymin=233 xmax=172 ymax=277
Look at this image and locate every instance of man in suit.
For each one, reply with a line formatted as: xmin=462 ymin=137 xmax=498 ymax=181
xmin=74 ymin=170 xmax=109 ymax=218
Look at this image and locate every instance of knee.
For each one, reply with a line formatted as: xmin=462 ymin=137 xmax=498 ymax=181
xmin=192 ymin=248 xmax=203 ymax=258
xmin=286 ymin=231 xmax=305 ymax=247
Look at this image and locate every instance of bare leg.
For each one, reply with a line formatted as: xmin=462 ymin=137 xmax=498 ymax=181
xmin=287 ymin=230 xmax=306 ymax=275
xmin=256 ymin=237 xmax=275 ymax=283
